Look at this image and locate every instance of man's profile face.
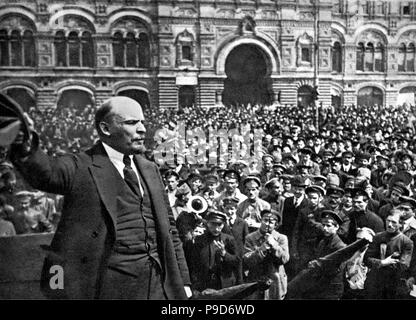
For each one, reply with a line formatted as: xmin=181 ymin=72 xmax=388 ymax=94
xmin=307 ymin=192 xmax=321 ymax=208
xmin=322 ymin=219 xmax=339 ymax=237
xmin=103 ymin=98 xmax=146 ymax=154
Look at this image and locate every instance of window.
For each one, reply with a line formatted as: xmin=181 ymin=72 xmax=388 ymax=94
xmin=301 ymin=47 xmax=311 ymax=62
xmin=398 ymin=43 xmax=406 ymax=72
xmin=23 ymin=30 xmax=35 ymax=67
xmin=112 ymin=31 xmax=150 ymax=68
xmin=10 ymin=30 xmax=22 ymax=66
xmin=407 ymin=43 xmax=415 ymax=72
xmin=54 ymin=30 xmax=94 ymax=67
xmin=81 ymin=31 xmax=93 ymax=67
xmin=178 ymin=86 xmax=195 ymax=109
xmin=356 ymin=42 xmax=365 ymax=71
xmin=403 ymin=5 xmax=410 ymax=15
xmin=54 ymin=31 xmax=67 ymax=67
xmin=374 ymin=43 xmax=384 ymax=72
xmin=112 ymin=32 xmax=124 ymax=67
xmin=176 ymin=29 xmax=195 ymax=67
xmin=365 ymin=43 xmax=374 ymax=71
xmin=332 ymin=41 xmax=342 ymax=72
xmin=0 ymin=30 xmax=8 ymax=66
xmin=138 ymin=33 xmax=150 ymax=68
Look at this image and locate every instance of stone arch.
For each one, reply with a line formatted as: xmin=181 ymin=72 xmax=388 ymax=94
xmin=356 ymin=84 xmax=385 ymax=107
xmin=395 ymin=25 xmax=416 ymax=43
xmin=107 ymin=9 xmax=152 ymax=32
xmin=0 ymin=82 xmax=37 ymax=111
xmin=353 ymin=24 xmax=388 ymax=45
xmin=0 ymin=79 xmax=37 ymax=95
xmin=113 ymin=81 xmax=150 ymax=94
xmin=0 ymin=5 xmax=37 ymax=26
xmin=49 ymin=10 xmax=96 ymax=33
xmin=56 ymin=85 xmax=95 ymax=109
xmin=0 ymin=12 xmax=37 ymax=33
xmin=215 ymin=36 xmax=279 ymax=75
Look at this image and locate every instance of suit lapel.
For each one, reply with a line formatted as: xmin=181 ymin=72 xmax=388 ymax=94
xmin=88 ymin=142 xmax=124 ymax=234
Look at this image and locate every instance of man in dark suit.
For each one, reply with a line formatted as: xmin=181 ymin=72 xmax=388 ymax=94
xmin=188 ymin=210 xmax=239 ymax=292
xmin=10 ymin=96 xmax=191 ymax=299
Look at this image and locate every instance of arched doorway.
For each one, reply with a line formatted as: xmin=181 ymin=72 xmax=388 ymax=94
xmin=357 ymin=87 xmax=383 ymax=107
xmin=222 ymin=44 xmax=273 ymax=107
xmin=297 ymin=85 xmax=314 ymax=108
xmin=397 ymin=86 xmax=416 ymax=106
xmin=5 ymin=87 xmax=36 ymax=112
xmin=178 ymin=86 xmax=196 ymax=109
xmin=117 ymin=89 xmax=150 ymax=109
xmin=57 ymin=89 xmax=93 ymax=109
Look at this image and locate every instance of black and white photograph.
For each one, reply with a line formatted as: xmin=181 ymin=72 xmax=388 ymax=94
xmin=0 ymin=0 xmax=416 ymax=304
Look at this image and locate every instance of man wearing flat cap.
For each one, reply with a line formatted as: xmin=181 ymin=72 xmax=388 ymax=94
xmin=214 ymin=170 xmax=247 ymax=208
xmin=379 ymin=181 xmax=410 ymax=225
xmin=346 ymin=188 xmax=384 ymax=244
xmin=237 ymin=176 xmax=271 ymax=233
xmin=262 ymin=178 xmax=285 ymax=219
xmin=188 ymin=209 xmax=239 ymax=292
xmin=397 ymin=196 xmax=416 ymax=297
xmin=261 ymin=154 xmax=275 ymax=184
xmin=324 ymin=186 xmax=350 ymax=243
xmin=371 ymin=154 xmax=390 ymax=188
xmin=292 ymin=185 xmax=326 ymax=273
xmin=300 ymin=210 xmax=347 ymax=299
xmin=281 ymin=176 xmax=309 ymax=263
xmin=364 ymin=210 xmax=413 ymax=299
xmin=10 ymin=191 xmax=53 ymax=235
xmin=221 ymin=196 xmax=249 ymax=283
xmin=200 ymin=174 xmax=220 ymax=200
xmin=244 ymin=209 xmax=289 ymax=300
xmin=164 ymin=170 xmax=180 ymax=208
xmin=296 ymin=148 xmax=321 ymax=176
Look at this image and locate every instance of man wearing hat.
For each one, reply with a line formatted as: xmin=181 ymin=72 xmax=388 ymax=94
xmin=296 ymin=147 xmax=320 ymax=176
xmin=221 ymin=196 xmax=249 ymax=284
xmin=188 ymin=209 xmax=239 ymax=292
xmin=371 ymin=154 xmax=390 ymax=188
xmin=280 ymin=174 xmax=294 ymax=199
xmin=345 ymin=188 xmax=384 ymax=244
xmin=397 ymin=196 xmax=416 ymax=297
xmin=300 ymin=210 xmax=347 ymax=299
xmin=237 ymin=176 xmax=271 ymax=232
xmin=281 ymin=176 xmax=309 ymax=258
xmin=364 ymin=210 xmax=413 ymax=299
xmin=292 ymin=185 xmax=326 ymax=273
xmin=378 ymin=181 xmax=410 ymax=225
xmin=9 ymin=191 xmax=53 ymax=235
xmin=272 ymin=163 xmax=286 ymax=177
xmin=281 ymin=153 xmax=297 ymax=175
xmin=244 ymin=209 xmax=289 ymax=300
xmin=324 ymin=186 xmax=350 ymax=243
xmin=262 ymin=178 xmax=285 ymax=219
xmin=214 ymin=169 xmax=247 ymax=208
xmin=200 ymin=174 xmax=220 ymax=200
xmin=260 ymin=154 xmax=275 ymax=184
xmin=31 ymin=190 xmax=58 ymax=230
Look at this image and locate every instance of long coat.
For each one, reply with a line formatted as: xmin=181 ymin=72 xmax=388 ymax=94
xmin=14 ymin=140 xmax=190 ymax=299
xmin=302 ymin=233 xmax=347 ymax=299
xmin=188 ymin=232 xmax=239 ymax=292
xmin=244 ymin=230 xmax=289 ymax=300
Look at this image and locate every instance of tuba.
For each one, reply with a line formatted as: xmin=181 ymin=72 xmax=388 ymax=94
xmin=186 ymin=195 xmax=208 ymax=215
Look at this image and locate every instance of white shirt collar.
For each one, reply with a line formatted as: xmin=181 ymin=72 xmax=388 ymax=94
xmin=101 ymin=142 xmax=130 ymax=164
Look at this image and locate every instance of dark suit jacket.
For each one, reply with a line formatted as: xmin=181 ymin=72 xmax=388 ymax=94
xmin=189 ymin=232 xmax=239 ymax=291
xmin=280 ymin=196 xmax=308 ymax=245
xmin=14 ymin=139 xmax=190 ymax=299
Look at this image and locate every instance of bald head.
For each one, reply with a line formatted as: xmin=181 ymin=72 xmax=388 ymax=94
xmin=95 ymin=96 xmax=146 ymax=154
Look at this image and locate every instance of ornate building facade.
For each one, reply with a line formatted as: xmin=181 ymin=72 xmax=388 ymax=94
xmin=1 ymin=0 xmax=416 ymax=110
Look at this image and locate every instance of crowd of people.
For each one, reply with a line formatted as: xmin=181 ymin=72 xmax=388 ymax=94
xmin=1 ymin=100 xmax=416 ymax=299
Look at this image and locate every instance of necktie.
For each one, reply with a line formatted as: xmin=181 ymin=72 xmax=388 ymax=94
xmin=123 ymin=155 xmax=141 ymax=197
